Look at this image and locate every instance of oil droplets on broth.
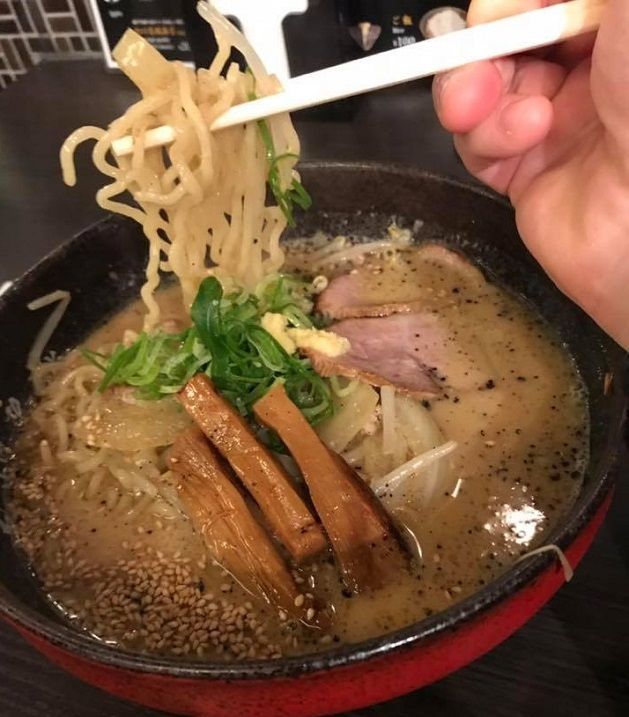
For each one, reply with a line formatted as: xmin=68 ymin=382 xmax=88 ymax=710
xmin=7 ymin=241 xmax=588 ymax=659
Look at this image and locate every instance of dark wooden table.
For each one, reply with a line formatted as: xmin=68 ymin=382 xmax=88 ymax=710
xmin=0 ymin=60 xmax=627 ymax=717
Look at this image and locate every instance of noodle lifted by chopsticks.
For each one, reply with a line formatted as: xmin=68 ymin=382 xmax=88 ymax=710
xmin=60 ymin=2 xmax=303 ymax=330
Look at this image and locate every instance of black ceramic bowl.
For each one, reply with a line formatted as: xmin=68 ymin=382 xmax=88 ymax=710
xmin=0 ymin=163 xmax=626 ymax=717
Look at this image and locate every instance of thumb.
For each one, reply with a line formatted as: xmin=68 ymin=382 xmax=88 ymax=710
xmin=591 ymin=0 xmax=629 ymax=151
xmin=466 ymin=0 xmax=558 ymax=26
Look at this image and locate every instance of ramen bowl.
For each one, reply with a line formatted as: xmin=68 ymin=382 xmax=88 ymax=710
xmin=0 ymin=163 xmax=626 ymax=717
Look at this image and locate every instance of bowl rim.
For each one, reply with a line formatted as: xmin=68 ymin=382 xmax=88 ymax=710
xmin=1 ymin=161 xmax=626 ymax=680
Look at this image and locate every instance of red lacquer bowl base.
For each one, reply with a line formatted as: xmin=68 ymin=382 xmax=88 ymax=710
xmin=10 ymin=492 xmax=612 ymax=717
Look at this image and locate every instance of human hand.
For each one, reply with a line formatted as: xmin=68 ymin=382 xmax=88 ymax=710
xmin=433 ymin=0 xmax=629 ymax=349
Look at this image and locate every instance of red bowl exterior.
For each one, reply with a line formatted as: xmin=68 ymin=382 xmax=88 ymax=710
xmin=6 ymin=491 xmax=613 ymax=717
xmin=2 ymin=168 xmax=625 ymax=716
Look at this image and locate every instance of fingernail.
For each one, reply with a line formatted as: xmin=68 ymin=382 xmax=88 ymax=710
xmin=432 ymin=73 xmax=448 ymax=110
xmin=433 ymin=66 xmax=467 ymax=107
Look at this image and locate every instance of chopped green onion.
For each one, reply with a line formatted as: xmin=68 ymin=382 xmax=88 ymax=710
xmin=247 ymin=86 xmax=312 ymax=226
xmin=86 ymin=276 xmax=334 ymax=427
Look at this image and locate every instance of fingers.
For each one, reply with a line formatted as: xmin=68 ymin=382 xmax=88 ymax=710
xmin=433 ymin=61 xmax=504 ymax=134
xmin=467 ymin=0 xmax=552 ymax=26
xmin=452 ymin=139 xmax=522 ymax=194
xmin=467 ymin=0 xmax=592 ymax=65
xmin=433 ymin=0 xmax=596 ymax=195
xmin=433 ymin=55 xmax=564 ymax=194
xmin=457 ymin=58 xmax=563 ymax=160
xmin=458 ymin=94 xmax=554 ymax=162
xmin=434 ymin=55 xmax=564 ymax=145
xmin=453 ymin=93 xmax=554 ymax=195
xmin=511 ymin=57 xmax=566 ymax=97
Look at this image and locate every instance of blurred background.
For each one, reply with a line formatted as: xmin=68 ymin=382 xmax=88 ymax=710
xmin=0 ymin=0 xmax=99 ymax=90
xmin=0 ymin=0 xmax=469 ymax=91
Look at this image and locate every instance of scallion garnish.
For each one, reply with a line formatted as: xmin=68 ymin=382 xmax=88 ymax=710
xmin=83 ymin=276 xmax=333 ymax=426
xmin=247 ymin=85 xmax=312 ymax=226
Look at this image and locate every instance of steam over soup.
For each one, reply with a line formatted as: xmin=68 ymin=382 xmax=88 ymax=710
xmin=5 ymin=4 xmax=588 ymax=663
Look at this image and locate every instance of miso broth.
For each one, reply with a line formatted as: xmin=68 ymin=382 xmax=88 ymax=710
xmin=7 ymin=241 xmax=588 ymax=660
